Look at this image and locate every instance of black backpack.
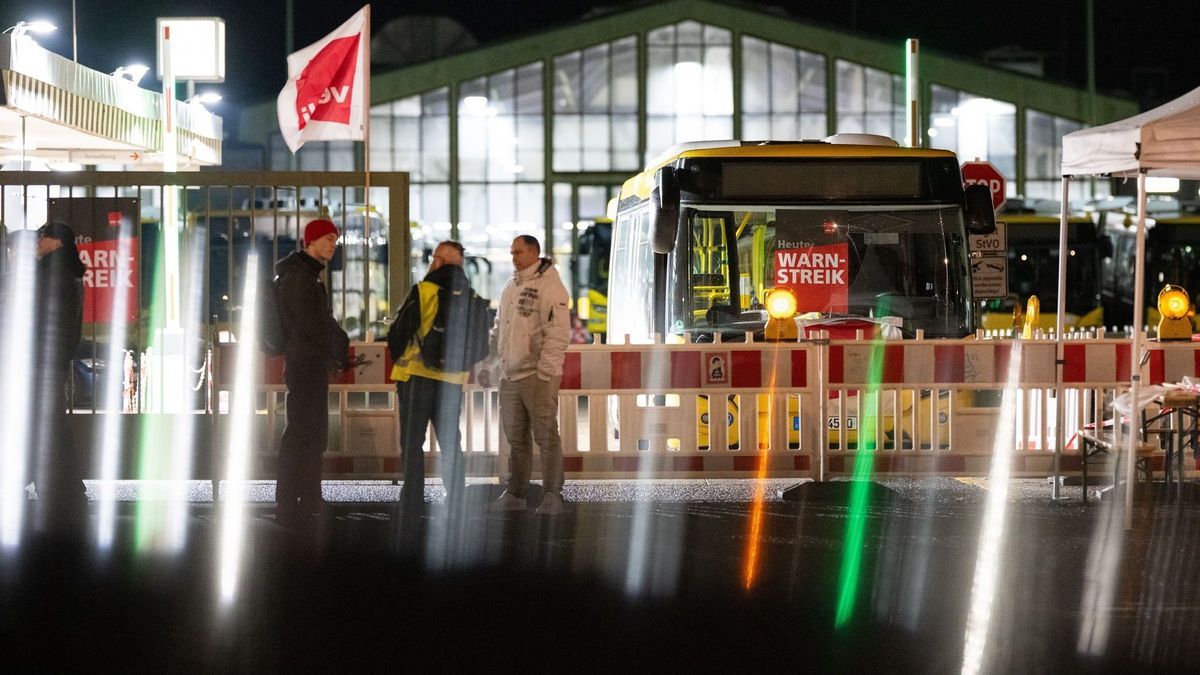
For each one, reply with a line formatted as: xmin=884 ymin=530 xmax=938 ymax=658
xmin=258 ymin=275 xmax=288 ymax=356
xmin=418 ymin=286 xmax=491 ymax=372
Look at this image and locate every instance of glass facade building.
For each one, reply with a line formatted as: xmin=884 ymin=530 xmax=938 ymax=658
xmin=247 ymin=2 xmax=1137 ymax=299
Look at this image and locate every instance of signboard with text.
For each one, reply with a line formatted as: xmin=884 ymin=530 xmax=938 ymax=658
xmin=961 ymin=160 xmax=1007 ymax=211
xmin=774 ymin=210 xmax=851 ymax=314
xmin=47 ymin=198 xmax=140 ymax=323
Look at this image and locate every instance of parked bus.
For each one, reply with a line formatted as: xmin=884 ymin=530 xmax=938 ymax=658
xmin=978 ymin=207 xmax=1106 ymax=332
xmin=1101 ymin=210 xmax=1200 ymax=331
xmin=608 ymin=135 xmax=996 ymax=449
xmin=574 ymin=217 xmax=612 ymax=336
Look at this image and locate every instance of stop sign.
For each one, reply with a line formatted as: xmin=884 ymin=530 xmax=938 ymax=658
xmin=961 ymin=160 xmax=1006 ymax=211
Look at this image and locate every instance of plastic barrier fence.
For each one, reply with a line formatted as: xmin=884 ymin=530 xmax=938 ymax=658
xmin=211 ymin=336 xmax=1200 ymax=480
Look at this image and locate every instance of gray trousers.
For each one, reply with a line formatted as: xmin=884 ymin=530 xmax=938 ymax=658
xmin=499 ymin=374 xmax=563 ymax=496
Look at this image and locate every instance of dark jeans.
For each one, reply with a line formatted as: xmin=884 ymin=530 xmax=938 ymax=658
xmin=278 ymin=360 xmax=329 ymax=519
xmin=30 ymin=363 xmax=86 ymax=529
xmin=396 ymin=376 xmax=464 ymax=509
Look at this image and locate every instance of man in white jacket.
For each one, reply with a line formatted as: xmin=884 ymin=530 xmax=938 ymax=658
xmin=484 ymin=235 xmax=571 ymax=516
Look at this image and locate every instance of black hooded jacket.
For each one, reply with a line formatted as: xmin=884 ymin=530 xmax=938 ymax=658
xmin=35 ymin=245 xmax=86 ymax=371
xmin=275 ymin=250 xmax=350 ymax=367
xmin=387 ymin=262 xmax=470 ymax=360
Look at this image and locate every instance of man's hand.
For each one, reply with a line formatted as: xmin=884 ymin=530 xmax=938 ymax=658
xmin=476 ymin=367 xmax=491 ymax=388
xmin=339 ymin=354 xmax=369 ymax=371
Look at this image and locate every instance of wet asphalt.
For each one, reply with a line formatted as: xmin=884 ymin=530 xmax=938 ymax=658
xmin=3 ymin=477 xmax=1199 ymax=672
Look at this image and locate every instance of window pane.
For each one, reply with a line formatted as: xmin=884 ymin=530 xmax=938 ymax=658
xmin=836 ymin=60 xmax=864 ymax=114
xmin=799 ymin=52 xmax=826 ymax=112
xmin=741 ymin=37 xmax=769 ymax=114
xmin=769 ymin=43 xmax=798 ymax=112
xmin=583 ymin=44 xmax=609 ymax=113
xmin=646 ymin=21 xmax=733 ymax=155
xmin=704 ymin=46 xmax=733 ymax=116
xmin=553 ymin=37 xmax=638 ymax=172
xmin=677 ymin=21 xmax=703 ymax=44
xmin=516 ymin=63 xmax=543 ymax=115
xmin=611 ymin=37 xmax=638 ymax=113
xmin=743 ymin=115 xmax=770 ymax=139
xmin=554 ymin=52 xmax=581 ymax=113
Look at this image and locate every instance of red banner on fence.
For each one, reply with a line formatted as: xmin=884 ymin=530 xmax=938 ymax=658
xmin=48 ymin=197 xmax=139 ymax=323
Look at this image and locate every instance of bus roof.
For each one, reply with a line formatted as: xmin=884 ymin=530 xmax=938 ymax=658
xmin=620 ymin=140 xmax=958 ymax=202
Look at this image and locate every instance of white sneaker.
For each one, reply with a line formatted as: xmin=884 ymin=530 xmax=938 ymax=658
xmin=488 ymin=490 xmax=527 ymax=512
xmin=535 ymin=491 xmax=565 ymax=516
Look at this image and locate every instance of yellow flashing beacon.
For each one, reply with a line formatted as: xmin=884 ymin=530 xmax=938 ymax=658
xmin=764 ymin=288 xmax=799 ymax=341
xmin=1157 ymin=284 xmax=1193 ymax=341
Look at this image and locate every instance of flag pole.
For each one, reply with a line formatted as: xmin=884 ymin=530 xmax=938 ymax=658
xmin=361 ymin=4 xmax=372 ymax=339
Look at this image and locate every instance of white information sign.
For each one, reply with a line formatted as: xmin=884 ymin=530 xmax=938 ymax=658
xmin=969 ymin=221 xmax=1007 ymax=255
xmin=971 ymin=256 xmax=1009 ymax=299
xmin=156 ymin=17 xmax=226 ymax=82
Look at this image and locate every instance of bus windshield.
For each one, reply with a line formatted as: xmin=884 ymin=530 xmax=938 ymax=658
xmin=680 ymin=204 xmax=972 ymax=338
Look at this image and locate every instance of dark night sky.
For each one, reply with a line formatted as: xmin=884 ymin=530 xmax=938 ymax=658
xmin=2 ymin=0 xmax=1196 ymax=129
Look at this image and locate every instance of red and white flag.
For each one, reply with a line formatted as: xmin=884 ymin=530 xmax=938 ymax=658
xmin=276 ymin=5 xmax=370 ymax=153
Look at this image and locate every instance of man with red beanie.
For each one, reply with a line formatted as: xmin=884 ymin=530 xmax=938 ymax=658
xmin=274 ymin=218 xmax=350 ymax=530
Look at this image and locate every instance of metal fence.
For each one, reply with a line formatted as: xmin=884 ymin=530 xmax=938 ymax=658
xmin=0 ymin=170 xmax=408 ymax=475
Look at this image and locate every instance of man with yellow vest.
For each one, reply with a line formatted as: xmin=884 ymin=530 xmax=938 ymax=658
xmin=387 ymin=241 xmax=471 ymax=513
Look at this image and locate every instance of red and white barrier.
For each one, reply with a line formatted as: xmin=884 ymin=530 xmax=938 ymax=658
xmin=210 ymin=337 xmax=1200 ymax=480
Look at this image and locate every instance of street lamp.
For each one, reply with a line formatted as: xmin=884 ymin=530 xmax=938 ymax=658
xmin=3 ymin=21 xmax=57 ymax=38
xmin=112 ymin=64 xmax=150 ymax=85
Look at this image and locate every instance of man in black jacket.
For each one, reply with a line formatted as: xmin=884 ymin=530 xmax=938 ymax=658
xmin=275 ymin=219 xmax=350 ymax=529
xmin=31 ymin=221 xmax=87 ymax=530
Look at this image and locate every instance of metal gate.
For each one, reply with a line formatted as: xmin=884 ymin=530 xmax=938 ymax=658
xmin=0 ymin=170 xmax=408 ymax=477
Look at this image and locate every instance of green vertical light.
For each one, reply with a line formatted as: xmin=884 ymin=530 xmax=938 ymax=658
xmin=134 ymin=224 xmax=169 ymax=550
xmin=835 ymin=297 xmax=889 ymax=628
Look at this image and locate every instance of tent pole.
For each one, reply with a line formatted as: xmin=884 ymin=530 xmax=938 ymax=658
xmin=1126 ymin=172 xmax=1147 ymax=530
xmin=1054 ymin=177 xmax=1071 ymax=500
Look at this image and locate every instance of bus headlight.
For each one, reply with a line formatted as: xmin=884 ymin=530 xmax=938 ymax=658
xmin=1157 ymin=284 xmax=1192 ymax=341
xmin=765 ymin=288 xmax=798 ymax=341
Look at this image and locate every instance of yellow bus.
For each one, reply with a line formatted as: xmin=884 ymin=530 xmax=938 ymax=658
xmin=575 ymin=217 xmax=612 ymax=336
xmin=1101 ymin=211 xmax=1200 ymax=331
xmin=608 ymin=135 xmax=997 ymax=449
xmin=978 ymin=209 xmax=1106 ymax=332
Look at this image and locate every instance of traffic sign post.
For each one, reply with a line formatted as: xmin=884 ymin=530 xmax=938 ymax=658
xmin=961 ymin=160 xmax=1006 ymax=211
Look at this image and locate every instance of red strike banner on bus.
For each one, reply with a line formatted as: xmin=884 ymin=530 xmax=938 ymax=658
xmin=47 ymin=197 xmax=139 ymax=323
xmin=775 ymin=244 xmax=849 ymax=313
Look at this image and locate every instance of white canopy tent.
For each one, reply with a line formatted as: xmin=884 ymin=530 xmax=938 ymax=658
xmin=1059 ymin=85 xmax=1200 ymax=525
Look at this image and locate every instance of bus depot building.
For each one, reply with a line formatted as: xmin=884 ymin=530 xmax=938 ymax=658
xmin=237 ymin=0 xmax=1138 ymax=299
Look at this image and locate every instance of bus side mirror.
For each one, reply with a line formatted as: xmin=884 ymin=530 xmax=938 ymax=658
xmin=964 ymin=184 xmax=997 ymax=235
xmin=651 ymin=166 xmax=680 ymax=254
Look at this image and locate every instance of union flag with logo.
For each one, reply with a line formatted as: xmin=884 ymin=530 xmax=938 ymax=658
xmin=276 ymin=5 xmax=370 ymax=153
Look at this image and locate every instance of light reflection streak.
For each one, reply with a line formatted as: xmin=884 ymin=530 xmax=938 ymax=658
xmin=835 ymin=298 xmax=889 ymax=627
xmin=218 ymin=251 xmax=260 ymax=604
xmin=134 ymin=227 xmax=169 ymax=550
xmin=96 ymin=222 xmax=135 ymax=550
xmin=1075 ymin=422 xmax=1127 ymax=656
xmin=623 ymin=341 xmax=683 ymax=597
xmin=0 ymin=236 xmax=38 ymax=548
xmin=742 ymin=341 xmax=781 ymax=590
xmin=134 ymin=209 xmax=199 ymax=553
xmin=960 ymin=342 xmax=1022 ymax=675
xmin=164 ymin=226 xmax=209 ymax=550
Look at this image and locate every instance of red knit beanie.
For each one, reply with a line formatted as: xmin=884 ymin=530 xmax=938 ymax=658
xmin=303 ymin=219 xmax=339 ymax=247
